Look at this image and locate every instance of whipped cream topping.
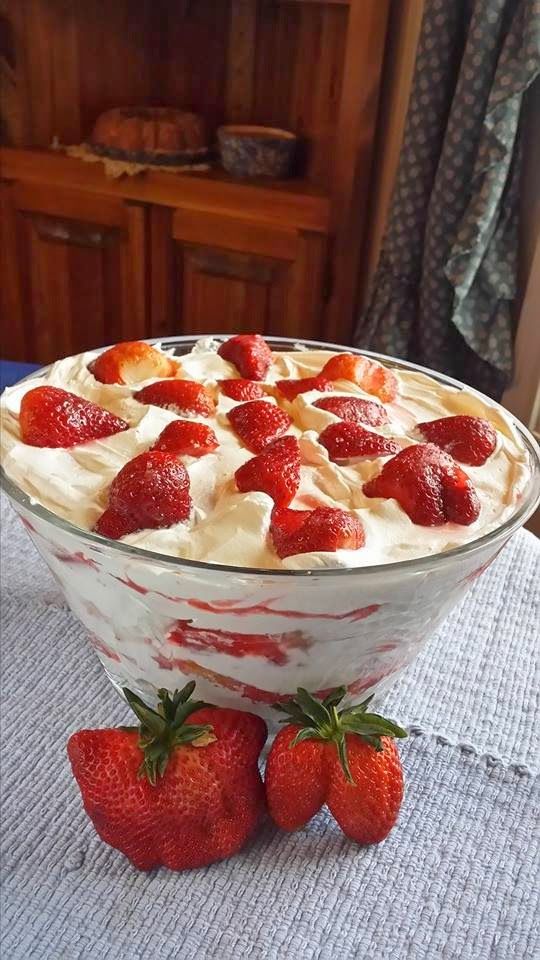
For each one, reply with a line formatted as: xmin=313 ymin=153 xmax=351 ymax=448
xmin=0 ymin=338 xmax=532 ymax=570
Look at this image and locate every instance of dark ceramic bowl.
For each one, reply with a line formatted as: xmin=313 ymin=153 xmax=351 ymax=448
xmin=217 ymin=125 xmax=297 ymax=178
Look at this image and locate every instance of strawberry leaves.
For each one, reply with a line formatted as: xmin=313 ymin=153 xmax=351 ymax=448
xmin=124 ymin=684 xmax=215 ymax=785
xmin=273 ymin=687 xmax=407 ymax=783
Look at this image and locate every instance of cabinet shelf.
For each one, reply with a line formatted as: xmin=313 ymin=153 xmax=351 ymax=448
xmin=2 ymin=0 xmax=390 ymax=357
xmin=0 ymin=148 xmax=330 ymax=235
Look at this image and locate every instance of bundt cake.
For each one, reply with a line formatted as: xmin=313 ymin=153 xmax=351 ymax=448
xmin=90 ymin=107 xmax=208 ymax=165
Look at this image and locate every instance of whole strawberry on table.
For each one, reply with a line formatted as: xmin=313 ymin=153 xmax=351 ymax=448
xmin=68 ymin=683 xmax=267 ymax=871
xmin=68 ymin=683 xmax=407 ymax=871
xmin=265 ymin=687 xmax=407 ymax=844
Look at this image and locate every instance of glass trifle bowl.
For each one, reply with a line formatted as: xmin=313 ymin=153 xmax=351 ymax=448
xmin=2 ymin=336 xmax=539 ymax=719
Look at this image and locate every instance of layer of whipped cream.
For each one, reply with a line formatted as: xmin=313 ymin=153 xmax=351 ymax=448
xmin=0 ymin=338 xmax=532 ymax=569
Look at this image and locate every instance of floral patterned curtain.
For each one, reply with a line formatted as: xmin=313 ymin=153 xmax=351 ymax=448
xmin=355 ymin=0 xmax=540 ymax=399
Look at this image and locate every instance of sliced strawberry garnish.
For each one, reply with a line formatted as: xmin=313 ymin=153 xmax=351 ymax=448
xmin=360 ymin=361 xmax=400 ymax=403
xmin=275 ymin=377 xmax=333 ymax=401
xmin=219 ymin=379 xmax=267 ymax=401
xmin=95 ymin=451 xmax=191 ymax=539
xmin=19 ymin=386 xmax=128 ymax=448
xmin=227 ymin=400 xmax=292 ymax=453
xmin=134 ymin=380 xmax=215 ymax=417
xmin=151 ymin=420 xmax=219 ymax=457
xmin=92 ymin=508 xmax=136 ymax=540
xmin=313 ymin=395 xmax=388 ymax=427
xmin=235 ymin=436 xmax=300 ymax=507
xmin=218 ymin=334 xmax=272 ymax=381
xmin=270 ymin=506 xmax=365 ymax=559
xmin=417 ymin=415 xmax=497 ymax=466
xmin=90 ymin=341 xmax=178 ymax=385
xmin=319 ymin=422 xmax=399 ymax=462
xmin=363 ymin=443 xmax=480 ymax=526
xmin=321 ymin=353 xmax=399 ymax=402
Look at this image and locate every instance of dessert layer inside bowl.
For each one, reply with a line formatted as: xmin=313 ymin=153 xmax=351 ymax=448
xmin=0 ymin=337 xmax=531 ymax=570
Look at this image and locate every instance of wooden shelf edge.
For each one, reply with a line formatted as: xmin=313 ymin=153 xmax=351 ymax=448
xmin=0 ymin=148 xmax=331 ymax=234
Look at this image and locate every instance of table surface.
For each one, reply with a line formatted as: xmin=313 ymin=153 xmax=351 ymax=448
xmin=0 ymin=360 xmax=39 ymax=391
xmin=1 ymin=492 xmax=539 ymax=960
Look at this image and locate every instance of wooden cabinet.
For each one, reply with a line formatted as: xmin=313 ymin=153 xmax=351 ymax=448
xmin=0 ymin=152 xmax=330 ymax=357
xmin=1 ymin=0 xmax=390 ymax=361
xmin=151 ymin=207 xmax=326 ymax=340
xmin=1 ymin=180 xmax=148 ymax=362
xmin=178 ymin=246 xmax=290 ymax=337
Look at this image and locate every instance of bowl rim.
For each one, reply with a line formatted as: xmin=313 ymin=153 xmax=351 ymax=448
xmin=2 ymin=334 xmax=540 ymax=580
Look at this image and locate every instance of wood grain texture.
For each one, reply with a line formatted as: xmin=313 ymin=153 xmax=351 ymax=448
xmin=0 ymin=181 xmax=26 ymax=358
xmin=172 ymin=208 xmax=298 ymax=260
xmin=78 ymin=0 xmax=156 ymax=140
xmin=226 ymin=0 xmax=256 ymax=122
xmin=0 ymin=149 xmax=330 ymax=232
xmin=161 ymin=0 xmax=229 ymax=134
xmin=1 ymin=182 xmax=149 ymax=361
xmin=360 ymin=0 xmax=425 ymax=308
xmin=50 ymin=0 xmax=81 ymax=143
xmin=124 ymin=203 xmax=148 ymax=340
xmin=2 ymin=0 xmax=391 ymax=351
xmin=11 ymin=179 xmax=126 ymax=226
xmin=253 ymin=1 xmax=346 ymax=186
xmin=178 ymin=245 xmax=289 ymax=336
xmin=287 ymin=230 xmax=327 ymax=339
xmin=325 ymin=0 xmax=390 ymax=343
xmin=160 ymin=207 xmax=315 ymax=338
xmin=0 ymin=0 xmax=30 ymax=145
xmin=149 ymin=205 xmax=177 ymax=340
xmin=23 ymin=0 xmax=54 ymax=145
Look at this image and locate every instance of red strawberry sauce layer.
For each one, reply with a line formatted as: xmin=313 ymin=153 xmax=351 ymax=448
xmin=5 ymin=334 xmax=515 ymax=568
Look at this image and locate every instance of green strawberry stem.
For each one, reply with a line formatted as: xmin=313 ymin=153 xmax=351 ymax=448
xmin=273 ymin=687 xmax=407 ymax=784
xmin=122 ymin=682 xmax=215 ymax=785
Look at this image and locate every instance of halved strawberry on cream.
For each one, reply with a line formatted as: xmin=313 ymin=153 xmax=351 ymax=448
xmin=90 ymin=341 xmax=179 ymax=385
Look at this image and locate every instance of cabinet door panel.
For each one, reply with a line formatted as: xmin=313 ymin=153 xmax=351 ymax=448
xmin=180 ymin=245 xmax=289 ymax=336
xmin=0 ymin=182 xmax=148 ymax=362
xmin=160 ymin=207 xmax=326 ymax=340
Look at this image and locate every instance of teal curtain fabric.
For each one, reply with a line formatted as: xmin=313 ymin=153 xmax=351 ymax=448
xmin=355 ymin=0 xmax=540 ymax=399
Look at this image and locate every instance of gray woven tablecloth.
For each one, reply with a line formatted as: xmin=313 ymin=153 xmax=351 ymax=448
xmin=1 ymin=494 xmax=539 ymax=960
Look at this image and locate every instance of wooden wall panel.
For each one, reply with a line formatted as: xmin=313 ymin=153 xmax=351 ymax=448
xmin=0 ymin=182 xmax=26 ymax=357
xmin=5 ymin=0 xmax=348 ymax=185
xmin=226 ymin=0 xmax=256 ymax=122
xmin=50 ymin=0 xmax=81 ymax=143
xmin=252 ymin=2 xmax=346 ymax=186
xmin=253 ymin=3 xmax=299 ymax=131
xmin=1 ymin=0 xmax=30 ymax=144
xmin=77 ymin=0 xmax=156 ymax=140
xmin=3 ymin=0 xmax=158 ymax=147
xmin=161 ymin=0 xmax=230 ymax=134
xmin=21 ymin=0 xmax=56 ymax=144
xmin=325 ymin=0 xmax=390 ymax=342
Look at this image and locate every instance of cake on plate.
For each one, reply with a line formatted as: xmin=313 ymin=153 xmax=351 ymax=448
xmin=90 ymin=107 xmax=209 ymax=165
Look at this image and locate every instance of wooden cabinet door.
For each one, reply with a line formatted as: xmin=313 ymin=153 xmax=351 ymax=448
xmin=0 ymin=181 xmax=148 ymax=363
xmin=149 ymin=208 xmax=327 ymax=342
